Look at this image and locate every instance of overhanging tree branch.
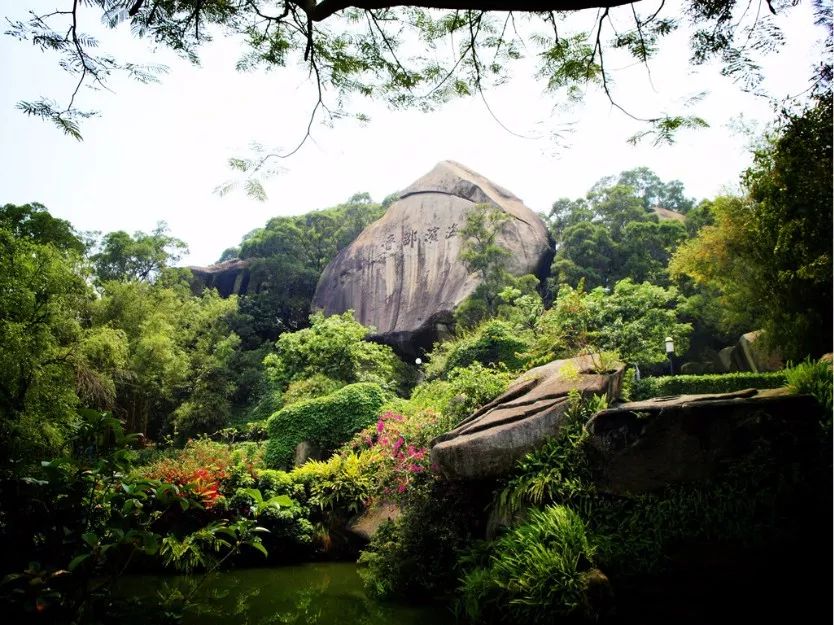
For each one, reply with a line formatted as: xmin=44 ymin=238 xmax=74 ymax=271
xmin=305 ymin=0 xmax=634 ymax=22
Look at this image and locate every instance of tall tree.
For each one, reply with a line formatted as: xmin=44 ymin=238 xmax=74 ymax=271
xmin=0 ymin=202 xmax=87 ymax=254
xmin=547 ymin=167 xmax=691 ymax=290
xmin=670 ymin=92 xmax=833 ymax=360
xmin=456 ymin=203 xmax=514 ymax=325
xmin=92 ymin=223 xmax=187 ymax=283
xmin=0 ymin=210 xmax=127 ymax=460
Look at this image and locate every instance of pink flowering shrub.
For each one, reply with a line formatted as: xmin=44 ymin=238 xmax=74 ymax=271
xmin=350 ymin=411 xmax=434 ymax=501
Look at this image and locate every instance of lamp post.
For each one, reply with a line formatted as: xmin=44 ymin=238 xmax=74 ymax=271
xmin=415 ymin=357 xmax=423 ymax=384
xmin=665 ymin=336 xmax=675 ymax=375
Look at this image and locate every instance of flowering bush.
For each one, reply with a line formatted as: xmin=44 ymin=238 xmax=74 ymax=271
xmin=136 ymin=438 xmax=243 ymax=508
xmin=351 ymin=411 xmax=433 ymax=501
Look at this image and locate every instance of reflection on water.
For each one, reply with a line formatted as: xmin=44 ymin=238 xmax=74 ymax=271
xmin=119 ymin=563 xmax=456 ymax=625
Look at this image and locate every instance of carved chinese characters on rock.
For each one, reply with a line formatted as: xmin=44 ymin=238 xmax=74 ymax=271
xmin=402 ymin=226 xmax=418 ymax=247
xmin=365 ymin=223 xmax=461 ymax=270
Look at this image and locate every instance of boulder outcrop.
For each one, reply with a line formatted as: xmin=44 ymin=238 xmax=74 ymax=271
xmin=430 ymin=354 xmax=625 ymax=480
xmin=189 ymin=259 xmax=251 ymax=297
xmin=585 ymin=388 xmax=820 ymax=495
xmin=312 ymin=161 xmax=552 ymax=354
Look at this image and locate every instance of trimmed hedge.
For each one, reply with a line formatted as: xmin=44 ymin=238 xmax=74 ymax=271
xmin=265 ymin=382 xmax=386 ymax=469
xmin=629 ymin=371 xmax=787 ymax=401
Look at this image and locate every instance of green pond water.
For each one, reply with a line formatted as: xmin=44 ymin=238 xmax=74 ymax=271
xmin=119 ymin=562 xmax=456 ymax=625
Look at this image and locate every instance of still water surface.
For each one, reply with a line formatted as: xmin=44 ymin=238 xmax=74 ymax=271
xmin=121 ymin=562 xmax=456 ymax=625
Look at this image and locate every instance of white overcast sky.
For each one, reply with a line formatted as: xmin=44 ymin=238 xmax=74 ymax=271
xmin=0 ymin=0 xmax=825 ymax=265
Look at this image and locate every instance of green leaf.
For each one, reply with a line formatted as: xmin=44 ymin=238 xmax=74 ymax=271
xmin=1 ymin=573 xmax=25 ymax=585
xmin=266 ymin=494 xmax=293 ymax=508
xmin=68 ymin=553 xmax=91 ymax=571
xmin=143 ymin=534 xmax=160 ymax=555
xmin=214 ymin=527 xmax=237 ymax=539
xmin=249 ymin=541 xmax=269 ymax=559
xmin=241 ymin=488 xmax=264 ymax=505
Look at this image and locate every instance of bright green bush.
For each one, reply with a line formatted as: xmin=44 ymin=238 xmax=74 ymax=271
xmin=411 ymin=362 xmax=512 ymax=426
xmin=289 ymin=452 xmax=377 ymax=516
xmin=264 ymin=383 xmax=386 ymax=469
xmin=628 ymin=371 xmax=787 ymax=400
xmin=446 ymin=320 xmax=531 ymax=371
xmin=427 ymin=319 xmax=532 ymax=378
xmin=786 ymin=358 xmax=832 ymax=430
xmin=263 ymin=311 xmax=403 ymax=391
xmin=282 ymin=374 xmax=345 ymax=406
xmin=786 ymin=358 xmax=832 ymax=408
xmin=458 ymin=506 xmax=597 ymax=624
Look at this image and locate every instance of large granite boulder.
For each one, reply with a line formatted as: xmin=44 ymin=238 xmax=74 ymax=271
xmin=735 ymin=330 xmax=783 ymax=372
xmin=712 ymin=330 xmax=783 ymax=373
xmin=585 ymin=388 xmax=820 ymax=496
xmin=431 ymin=354 xmax=625 ymax=480
xmin=312 ymin=161 xmax=552 ymax=354
xmin=189 ymin=259 xmax=251 ymax=297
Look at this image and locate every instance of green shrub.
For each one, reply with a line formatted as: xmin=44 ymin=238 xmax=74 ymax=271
xmin=358 ymin=479 xmax=479 ymax=600
xmin=427 ymin=319 xmax=532 ymax=378
xmin=263 ymin=311 xmax=403 ymax=391
xmin=225 ymin=469 xmax=316 ymax=557
xmin=786 ymin=358 xmax=833 ymax=430
xmin=447 ymin=320 xmax=531 ymax=372
xmin=283 ymin=374 xmax=345 ymax=406
xmin=496 ymin=392 xmax=605 ymax=517
xmin=410 ymin=363 xmax=512 ymax=426
xmin=458 ymin=506 xmax=597 ymax=624
xmin=264 ymin=383 xmax=386 ymax=469
xmin=628 ymin=371 xmax=787 ymax=400
xmin=289 ymin=452 xmax=377 ymax=516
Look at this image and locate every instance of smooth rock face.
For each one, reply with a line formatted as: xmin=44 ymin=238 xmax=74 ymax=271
xmin=189 ymin=259 xmax=251 ymax=297
xmin=347 ymin=503 xmax=401 ymax=541
xmin=312 ymin=161 xmax=552 ymax=354
xmin=585 ymin=388 xmax=820 ymax=495
xmin=430 ymin=355 xmax=625 ymax=480
xmin=735 ymin=330 xmax=783 ymax=372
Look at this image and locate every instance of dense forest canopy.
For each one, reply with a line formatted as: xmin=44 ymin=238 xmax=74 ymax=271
xmin=3 ymin=84 xmax=829 ymax=463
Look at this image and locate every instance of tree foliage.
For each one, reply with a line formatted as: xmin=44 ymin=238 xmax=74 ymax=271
xmin=0 ymin=212 xmax=126 ymax=459
xmin=0 ymin=202 xmax=87 ymax=254
xmin=232 ymin=194 xmax=384 ymax=341
xmin=547 ymin=167 xmax=689 ymax=290
xmin=7 ymin=0 xmax=821 ymax=146
xmin=670 ymin=92 xmax=833 ymax=359
xmin=532 ymin=279 xmax=691 ymax=367
xmin=91 ymin=222 xmax=187 ymax=283
xmin=263 ymin=311 xmax=403 ymax=391
xmin=91 ymin=278 xmax=246 ymax=438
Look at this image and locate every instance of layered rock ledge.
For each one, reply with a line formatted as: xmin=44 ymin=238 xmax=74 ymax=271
xmin=430 ymin=354 xmax=625 ymax=480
